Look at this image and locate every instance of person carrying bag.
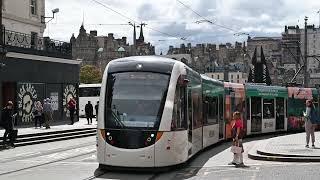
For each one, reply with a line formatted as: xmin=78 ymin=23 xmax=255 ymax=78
xmin=229 ymin=111 xmax=245 ymax=167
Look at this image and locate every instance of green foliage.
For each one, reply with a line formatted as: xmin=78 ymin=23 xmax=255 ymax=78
xmin=80 ymin=65 xmax=102 ymax=84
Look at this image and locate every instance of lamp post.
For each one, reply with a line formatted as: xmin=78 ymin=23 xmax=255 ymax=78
xmin=41 ymin=8 xmax=60 ymax=23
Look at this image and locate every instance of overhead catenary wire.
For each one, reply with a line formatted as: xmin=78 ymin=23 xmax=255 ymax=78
xmin=176 ymin=0 xmax=245 ymax=34
xmin=91 ymin=0 xmax=203 ymax=44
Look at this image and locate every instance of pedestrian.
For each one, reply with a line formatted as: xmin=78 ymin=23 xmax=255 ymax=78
xmin=95 ymin=101 xmax=99 ymax=121
xmin=43 ymin=98 xmax=53 ymax=129
xmin=229 ymin=111 xmax=245 ymax=167
xmin=1 ymin=101 xmax=16 ymax=148
xmin=33 ymin=100 xmax=43 ymax=128
xmin=304 ymin=99 xmax=316 ymax=148
xmin=67 ymin=97 xmax=76 ymax=125
xmin=85 ymin=101 xmax=93 ymax=125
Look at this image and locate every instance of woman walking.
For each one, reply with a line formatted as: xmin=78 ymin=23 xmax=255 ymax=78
xmin=33 ymin=101 xmax=43 ymax=128
xmin=304 ymin=100 xmax=316 ymax=148
xmin=229 ymin=111 xmax=245 ymax=167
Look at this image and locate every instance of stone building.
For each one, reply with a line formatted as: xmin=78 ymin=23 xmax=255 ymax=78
xmin=167 ymin=42 xmax=247 ymax=75
xmin=0 ymin=0 xmax=80 ymax=126
xmin=2 ymin=0 xmax=46 ymax=36
xmin=71 ymin=24 xmax=155 ymax=72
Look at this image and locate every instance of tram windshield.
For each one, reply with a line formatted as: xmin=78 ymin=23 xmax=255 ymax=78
xmin=105 ymin=72 xmax=170 ymax=130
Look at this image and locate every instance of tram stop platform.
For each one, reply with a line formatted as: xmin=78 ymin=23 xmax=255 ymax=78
xmin=0 ymin=118 xmax=97 ymax=148
xmin=248 ymin=132 xmax=320 ymax=162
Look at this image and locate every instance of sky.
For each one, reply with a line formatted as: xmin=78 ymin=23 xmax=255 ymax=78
xmin=45 ymin=0 xmax=320 ymax=54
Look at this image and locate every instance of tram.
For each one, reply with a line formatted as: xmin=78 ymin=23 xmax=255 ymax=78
xmin=96 ymin=56 xmax=319 ymax=168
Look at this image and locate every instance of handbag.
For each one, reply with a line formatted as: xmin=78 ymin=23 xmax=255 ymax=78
xmin=231 ymin=141 xmax=242 ymax=154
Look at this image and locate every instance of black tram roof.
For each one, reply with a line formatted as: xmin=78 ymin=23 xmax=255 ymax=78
xmin=107 ymin=56 xmax=181 ymax=74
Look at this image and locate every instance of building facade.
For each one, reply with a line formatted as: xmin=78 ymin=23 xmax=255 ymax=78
xmin=2 ymin=0 xmax=46 ymax=36
xmin=71 ymin=24 xmax=155 ymax=72
xmin=0 ymin=0 xmax=80 ymax=126
xmin=167 ymin=42 xmax=248 ymax=75
xmin=205 ymin=71 xmax=248 ymax=84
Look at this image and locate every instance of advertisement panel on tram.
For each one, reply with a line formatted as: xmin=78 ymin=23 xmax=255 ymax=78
xmin=287 ymin=87 xmax=317 ymax=131
xmin=224 ymin=83 xmax=245 ymax=139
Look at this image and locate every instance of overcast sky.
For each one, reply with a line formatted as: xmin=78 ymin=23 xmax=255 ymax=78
xmin=45 ymin=0 xmax=320 ymax=54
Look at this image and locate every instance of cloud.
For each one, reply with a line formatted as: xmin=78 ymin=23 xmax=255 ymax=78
xmin=45 ymin=0 xmax=320 ymax=54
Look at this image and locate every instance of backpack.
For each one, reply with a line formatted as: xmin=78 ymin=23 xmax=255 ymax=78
xmin=310 ymin=108 xmax=320 ymax=124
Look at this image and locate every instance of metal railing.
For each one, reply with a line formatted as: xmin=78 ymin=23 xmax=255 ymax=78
xmin=4 ymin=29 xmax=71 ymax=56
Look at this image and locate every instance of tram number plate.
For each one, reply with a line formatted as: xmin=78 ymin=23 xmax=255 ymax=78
xmin=209 ymin=130 xmax=215 ymax=137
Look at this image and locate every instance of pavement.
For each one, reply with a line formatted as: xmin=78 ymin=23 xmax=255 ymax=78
xmin=248 ymin=132 xmax=320 ymax=162
xmin=0 ymin=118 xmax=97 ymax=136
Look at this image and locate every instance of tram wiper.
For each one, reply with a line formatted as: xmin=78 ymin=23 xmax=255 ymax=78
xmin=111 ymin=110 xmax=125 ymax=128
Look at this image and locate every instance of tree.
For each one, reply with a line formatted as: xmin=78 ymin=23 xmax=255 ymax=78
xmin=80 ymin=65 xmax=102 ymax=84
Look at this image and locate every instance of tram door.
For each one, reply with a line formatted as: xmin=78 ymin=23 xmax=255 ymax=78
xmin=276 ymin=98 xmax=285 ymax=130
xmin=187 ymin=88 xmax=192 ymax=156
xmin=251 ymin=97 xmax=262 ymax=133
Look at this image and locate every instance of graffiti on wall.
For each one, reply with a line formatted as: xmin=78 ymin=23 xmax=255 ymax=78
xmin=18 ymin=84 xmax=37 ymax=123
xmin=63 ymin=85 xmax=77 ymax=117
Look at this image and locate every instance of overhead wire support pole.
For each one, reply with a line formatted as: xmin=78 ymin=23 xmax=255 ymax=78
xmin=304 ymin=16 xmax=308 ymax=87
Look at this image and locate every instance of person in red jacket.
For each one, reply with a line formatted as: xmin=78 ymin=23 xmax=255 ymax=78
xmin=67 ymin=98 xmax=76 ymax=125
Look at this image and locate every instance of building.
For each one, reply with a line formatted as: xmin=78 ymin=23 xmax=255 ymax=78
xmin=205 ymin=71 xmax=248 ymax=84
xmin=0 ymin=0 xmax=80 ymax=126
xmin=2 ymin=0 xmax=46 ymax=36
xmin=300 ymin=24 xmax=320 ymax=72
xmin=167 ymin=42 xmax=247 ymax=74
xmin=71 ymin=24 xmax=155 ymax=72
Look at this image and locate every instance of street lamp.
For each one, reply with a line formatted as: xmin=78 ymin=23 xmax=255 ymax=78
xmin=41 ymin=8 xmax=60 ymax=23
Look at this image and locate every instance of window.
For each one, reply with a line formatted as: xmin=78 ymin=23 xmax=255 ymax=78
xmin=237 ymin=74 xmax=239 ymax=79
xmin=30 ymin=0 xmax=37 ymax=15
xmin=263 ymin=99 xmax=275 ymax=119
xmin=231 ymin=74 xmax=233 ymax=79
xmin=31 ymin=32 xmax=37 ymax=48
xmin=211 ymin=75 xmax=214 ymax=78
xmin=79 ymin=87 xmax=100 ymax=97
xmin=217 ymin=75 xmax=220 ymax=79
xmin=171 ymin=84 xmax=187 ymax=130
xmin=207 ymin=97 xmax=218 ymax=124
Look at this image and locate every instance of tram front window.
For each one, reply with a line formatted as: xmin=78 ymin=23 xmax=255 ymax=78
xmin=105 ymin=72 xmax=170 ymax=130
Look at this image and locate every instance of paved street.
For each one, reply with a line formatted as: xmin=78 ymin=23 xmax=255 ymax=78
xmin=1 ymin=134 xmax=320 ymax=180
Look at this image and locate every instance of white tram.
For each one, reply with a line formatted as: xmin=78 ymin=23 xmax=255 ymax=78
xmin=97 ymin=56 xmax=223 ymax=168
xmin=96 ymin=56 xmax=319 ymax=168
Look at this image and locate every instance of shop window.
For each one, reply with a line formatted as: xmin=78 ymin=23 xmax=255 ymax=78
xmin=263 ymin=99 xmax=275 ymax=119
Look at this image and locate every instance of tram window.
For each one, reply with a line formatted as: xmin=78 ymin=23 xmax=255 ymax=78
xmin=207 ymin=97 xmax=218 ymax=124
xmin=171 ymin=85 xmax=187 ymax=130
xmin=251 ymin=97 xmax=262 ymax=116
xmin=263 ymin=99 xmax=275 ymax=119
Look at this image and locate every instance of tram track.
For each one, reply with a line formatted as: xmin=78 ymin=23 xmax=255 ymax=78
xmin=0 ymin=141 xmax=96 ymax=164
xmin=0 ymin=144 xmax=97 ymax=177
